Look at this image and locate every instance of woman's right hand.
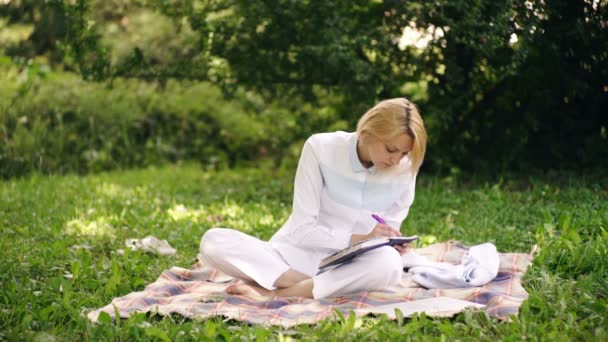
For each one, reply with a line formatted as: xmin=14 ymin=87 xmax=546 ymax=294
xmin=367 ymin=223 xmax=402 ymax=239
xmin=350 ymin=223 xmax=401 ymax=245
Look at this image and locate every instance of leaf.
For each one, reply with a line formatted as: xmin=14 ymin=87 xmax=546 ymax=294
xmin=347 ymin=311 xmax=356 ymax=330
xmin=145 ymin=327 xmax=172 ymax=342
xmin=98 ymin=311 xmax=112 ymax=324
xmin=71 ymin=261 xmax=81 ymax=279
xmin=559 ymin=212 xmax=573 ymax=234
xmin=333 ymin=308 xmax=345 ymax=322
xmin=112 ymin=304 xmax=121 ymax=328
xmin=394 ymin=308 xmax=404 ymax=326
xmin=204 ymin=320 xmax=216 ymax=338
xmin=21 ymin=314 xmax=33 ymax=330
xmin=255 ymin=327 xmax=270 ymax=341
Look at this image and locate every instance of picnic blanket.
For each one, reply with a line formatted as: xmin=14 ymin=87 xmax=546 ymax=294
xmin=87 ymin=241 xmax=535 ymax=327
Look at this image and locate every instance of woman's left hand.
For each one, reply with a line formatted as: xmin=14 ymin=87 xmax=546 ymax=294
xmin=393 ymin=242 xmax=412 ymax=255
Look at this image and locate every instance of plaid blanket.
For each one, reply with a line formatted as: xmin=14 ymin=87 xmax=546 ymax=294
xmin=87 ymin=241 xmax=534 ymax=327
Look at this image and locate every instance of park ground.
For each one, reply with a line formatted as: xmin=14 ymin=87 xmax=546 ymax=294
xmin=1 ymin=164 xmax=607 ymax=340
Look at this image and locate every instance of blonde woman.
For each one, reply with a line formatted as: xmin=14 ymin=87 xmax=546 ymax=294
xmin=200 ymin=98 xmax=427 ymax=299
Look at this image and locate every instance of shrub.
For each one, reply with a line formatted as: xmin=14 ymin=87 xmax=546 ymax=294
xmin=0 ymin=67 xmax=268 ymax=178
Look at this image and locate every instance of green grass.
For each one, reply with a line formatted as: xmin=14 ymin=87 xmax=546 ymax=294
xmin=1 ymin=163 xmax=607 ymax=340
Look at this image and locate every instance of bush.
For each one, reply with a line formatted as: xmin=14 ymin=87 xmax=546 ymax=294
xmin=0 ymin=67 xmax=269 ymax=178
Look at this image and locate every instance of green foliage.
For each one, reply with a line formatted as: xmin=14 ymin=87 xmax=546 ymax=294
xmin=49 ymin=0 xmax=607 ymax=173
xmin=100 ymin=9 xmax=198 ymax=69
xmin=0 ymin=165 xmax=607 ymax=339
xmin=414 ymin=0 xmax=608 ymax=172
xmin=0 ymin=57 xmax=353 ymax=179
xmin=56 ymin=0 xmax=424 ymax=112
xmin=0 ymin=0 xmax=68 ymax=64
xmin=0 ymin=65 xmax=271 ymax=178
xmin=2 ymin=0 xmax=606 ymax=176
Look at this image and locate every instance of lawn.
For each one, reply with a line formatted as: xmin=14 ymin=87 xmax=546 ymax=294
xmin=1 ymin=164 xmax=606 ymax=340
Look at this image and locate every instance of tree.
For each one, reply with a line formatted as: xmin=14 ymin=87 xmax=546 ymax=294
xmin=413 ymin=0 xmax=608 ymax=171
xmin=6 ymin=0 xmax=607 ymax=172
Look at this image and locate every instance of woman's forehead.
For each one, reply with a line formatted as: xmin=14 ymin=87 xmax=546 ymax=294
xmin=386 ymin=133 xmax=413 ymax=151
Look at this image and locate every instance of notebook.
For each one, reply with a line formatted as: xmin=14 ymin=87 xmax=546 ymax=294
xmin=319 ymin=235 xmax=419 ymax=269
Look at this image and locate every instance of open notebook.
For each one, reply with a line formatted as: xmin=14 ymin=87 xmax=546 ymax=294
xmin=319 ymin=235 xmax=419 ymax=269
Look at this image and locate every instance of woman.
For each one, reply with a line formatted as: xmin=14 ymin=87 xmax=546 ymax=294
xmin=200 ymin=98 xmax=427 ymax=299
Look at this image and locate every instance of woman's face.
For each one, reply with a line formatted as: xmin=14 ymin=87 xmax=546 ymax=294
xmin=366 ymin=133 xmax=413 ymax=170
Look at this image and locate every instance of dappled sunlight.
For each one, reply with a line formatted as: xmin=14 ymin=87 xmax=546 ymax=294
xmin=191 ymin=200 xmax=290 ymax=233
xmin=399 ymin=22 xmax=446 ymax=50
xmin=218 ymin=200 xmax=246 ymax=219
xmin=259 ymin=214 xmax=275 ymax=226
xmin=167 ymin=201 xmax=255 ymax=223
xmin=96 ymin=182 xmax=134 ymax=199
xmin=166 ymin=201 xmax=254 ymax=231
xmin=244 ymin=208 xmax=286 ymax=230
xmin=164 ymin=199 xmax=288 ymax=235
xmin=216 ymin=200 xmax=251 ymax=231
xmin=167 ymin=204 xmax=207 ymax=222
xmin=418 ymin=234 xmax=438 ymax=247
xmin=65 ymin=216 xmax=116 ymax=238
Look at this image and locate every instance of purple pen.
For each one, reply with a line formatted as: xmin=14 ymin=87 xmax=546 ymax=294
xmin=371 ymin=214 xmax=386 ymax=225
xmin=372 ymin=214 xmax=403 ymax=237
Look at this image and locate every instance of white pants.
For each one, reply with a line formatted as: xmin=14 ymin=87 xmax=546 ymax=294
xmin=199 ymin=228 xmax=403 ymax=299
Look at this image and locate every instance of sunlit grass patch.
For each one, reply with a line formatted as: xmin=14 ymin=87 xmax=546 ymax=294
xmin=167 ymin=204 xmax=207 ymax=222
xmin=66 ymin=216 xmax=117 ymax=238
xmin=96 ymin=182 xmax=134 ymax=199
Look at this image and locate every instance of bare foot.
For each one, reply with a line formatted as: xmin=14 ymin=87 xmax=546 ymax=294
xmin=225 ymin=282 xmax=272 ymax=298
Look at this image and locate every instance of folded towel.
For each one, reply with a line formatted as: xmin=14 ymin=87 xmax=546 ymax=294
xmin=402 ymin=243 xmax=499 ymax=288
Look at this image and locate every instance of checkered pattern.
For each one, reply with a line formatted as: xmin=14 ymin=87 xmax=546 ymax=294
xmin=87 ymin=241 xmax=534 ymax=327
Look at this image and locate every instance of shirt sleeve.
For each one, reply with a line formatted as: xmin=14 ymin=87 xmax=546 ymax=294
xmin=381 ymin=173 xmax=417 ymax=231
xmin=286 ymin=139 xmax=352 ymax=250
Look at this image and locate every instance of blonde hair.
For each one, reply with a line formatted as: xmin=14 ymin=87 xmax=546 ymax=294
xmin=356 ymin=98 xmax=427 ymax=172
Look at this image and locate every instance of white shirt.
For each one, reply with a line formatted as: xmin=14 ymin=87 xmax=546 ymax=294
xmin=270 ymin=131 xmax=417 ymax=276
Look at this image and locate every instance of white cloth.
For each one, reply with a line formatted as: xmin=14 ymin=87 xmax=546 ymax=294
xmin=269 ymin=131 xmax=417 ymax=276
xmin=125 ymin=236 xmax=176 ymax=256
xmin=200 ymin=228 xmax=403 ymax=299
xmin=402 ymin=243 xmax=499 ymax=289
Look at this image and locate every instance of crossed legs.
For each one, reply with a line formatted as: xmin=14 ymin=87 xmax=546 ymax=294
xmin=200 ymin=228 xmax=403 ymax=299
